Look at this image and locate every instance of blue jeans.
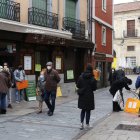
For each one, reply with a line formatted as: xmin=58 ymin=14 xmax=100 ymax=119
xmin=44 ymin=91 xmax=56 ymax=113
xmin=16 ymin=89 xmax=24 ymax=102
xmin=0 ymin=93 xmax=6 ymax=110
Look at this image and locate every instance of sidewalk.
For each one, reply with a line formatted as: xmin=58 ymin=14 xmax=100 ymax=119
xmin=78 ymin=111 xmax=140 ymax=140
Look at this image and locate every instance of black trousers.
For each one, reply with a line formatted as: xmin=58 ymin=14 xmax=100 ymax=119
xmin=81 ymin=109 xmax=91 ymax=125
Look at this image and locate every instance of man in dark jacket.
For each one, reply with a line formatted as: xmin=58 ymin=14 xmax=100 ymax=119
xmin=77 ymin=64 xmax=97 ymax=130
xmin=44 ymin=62 xmax=60 ymax=116
xmin=109 ymin=77 xmax=132 ymax=112
xmin=0 ymin=66 xmax=11 ymax=114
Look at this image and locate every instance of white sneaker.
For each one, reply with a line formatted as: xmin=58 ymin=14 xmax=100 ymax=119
xmin=85 ymin=124 xmax=90 ymax=130
xmin=16 ymin=101 xmax=20 ymax=104
xmin=80 ymin=123 xmax=84 ymax=130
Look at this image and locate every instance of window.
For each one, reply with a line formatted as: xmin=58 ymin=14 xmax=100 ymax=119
xmin=65 ymin=0 xmax=76 ymax=18
xmin=102 ymin=26 xmax=106 ymax=46
xmin=126 ymin=57 xmax=136 ymax=68
xmin=32 ymin=0 xmax=47 ymax=11
xmin=127 ymin=46 xmax=135 ymax=51
xmin=127 ymin=20 xmax=135 ymax=37
xmin=102 ymin=0 xmax=106 ymax=11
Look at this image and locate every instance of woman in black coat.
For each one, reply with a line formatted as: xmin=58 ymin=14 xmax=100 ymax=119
xmin=77 ymin=64 xmax=97 ymax=130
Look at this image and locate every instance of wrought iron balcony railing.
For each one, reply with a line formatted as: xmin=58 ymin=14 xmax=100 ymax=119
xmin=63 ymin=17 xmax=85 ymax=39
xmin=123 ymin=29 xmax=138 ymax=38
xmin=0 ymin=0 xmax=20 ymax=22
xmin=28 ymin=7 xmax=58 ymax=29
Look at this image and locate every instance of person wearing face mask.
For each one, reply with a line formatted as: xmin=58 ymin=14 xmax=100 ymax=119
xmin=14 ymin=65 xmax=26 ymax=103
xmin=36 ymin=69 xmax=46 ymax=114
xmin=44 ymin=62 xmax=60 ymax=116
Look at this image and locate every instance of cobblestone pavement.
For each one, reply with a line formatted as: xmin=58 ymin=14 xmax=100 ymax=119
xmin=0 ymin=87 xmax=112 ymax=140
xmin=0 ymin=75 xmax=137 ymax=140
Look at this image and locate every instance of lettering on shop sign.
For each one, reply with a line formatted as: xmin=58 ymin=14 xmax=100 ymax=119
xmin=94 ymin=53 xmax=106 ymax=60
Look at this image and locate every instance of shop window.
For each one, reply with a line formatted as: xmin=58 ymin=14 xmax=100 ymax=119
xmin=102 ymin=26 xmax=106 ymax=46
xmin=127 ymin=46 xmax=135 ymax=51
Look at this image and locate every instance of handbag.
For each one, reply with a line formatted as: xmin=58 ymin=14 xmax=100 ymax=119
xmin=16 ymin=80 xmax=28 ymax=90
xmin=113 ymin=91 xmax=122 ymax=104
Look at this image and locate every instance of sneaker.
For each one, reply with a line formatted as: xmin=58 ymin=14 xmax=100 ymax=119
xmin=47 ymin=110 xmax=51 ymax=115
xmin=80 ymin=123 xmax=84 ymax=130
xmin=16 ymin=101 xmax=20 ymax=104
xmin=85 ymin=124 xmax=90 ymax=130
xmin=48 ymin=112 xmax=53 ymax=116
xmin=8 ymin=104 xmax=12 ymax=109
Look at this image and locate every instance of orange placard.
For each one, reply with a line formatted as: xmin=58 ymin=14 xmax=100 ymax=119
xmin=16 ymin=80 xmax=28 ymax=90
xmin=124 ymin=98 xmax=140 ymax=114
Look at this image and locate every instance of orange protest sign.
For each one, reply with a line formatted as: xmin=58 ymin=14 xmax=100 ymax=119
xmin=124 ymin=98 xmax=140 ymax=114
xmin=16 ymin=80 xmax=28 ymax=90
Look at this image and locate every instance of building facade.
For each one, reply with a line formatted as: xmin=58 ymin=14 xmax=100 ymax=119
xmin=89 ymin=0 xmax=113 ymax=87
xmin=114 ymin=1 xmax=140 ymax=70
xmin=0 ymin=0 xmax=94 ymax=84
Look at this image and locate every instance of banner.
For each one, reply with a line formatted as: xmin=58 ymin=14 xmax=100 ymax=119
xmin=26 ymin=75 xmax=36 ymax=101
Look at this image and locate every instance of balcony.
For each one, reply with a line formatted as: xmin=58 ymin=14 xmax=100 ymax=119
xmin=123 ymin=29 xmax=138 ymax=38
xmin=0 ymin=0 xmax=20 ymax=22
xmin=28 ymin=7 xmax=58 ymax=29
xmin=63 ymin=17 xmax=85 ymax=40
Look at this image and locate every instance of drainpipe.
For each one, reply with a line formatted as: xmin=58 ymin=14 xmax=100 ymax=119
xmin=91 ymin=0 xmax=93 ymax=42
xmin=57 ymin=0 xmax=60 ymax=30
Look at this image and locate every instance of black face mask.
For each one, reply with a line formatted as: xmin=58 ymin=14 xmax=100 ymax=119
xmin=19 ymin=67 xmax=22 ymax=70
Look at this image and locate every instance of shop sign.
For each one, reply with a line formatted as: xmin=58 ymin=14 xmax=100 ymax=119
xmin=67 ymin=70 xmax=74 ymax=80
xmin=94 ymin=53 xmax=106 ymax=60
xmin=56 ymin=57 xmax=61 ymax=70
xmin=26 ymin=75 xmax=36 ymax=101
xmin=24 ymin=56 xmax=32 ymax=70
xmin=35 ymin=64 xmax=41 ymax=72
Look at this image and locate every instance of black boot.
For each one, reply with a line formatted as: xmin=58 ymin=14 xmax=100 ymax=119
xmin=1 ymin=109 xmax=6 ymax=114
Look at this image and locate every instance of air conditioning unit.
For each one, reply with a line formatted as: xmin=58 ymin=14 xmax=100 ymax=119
xmin=85 ymin=30 xmax=89 ymax=39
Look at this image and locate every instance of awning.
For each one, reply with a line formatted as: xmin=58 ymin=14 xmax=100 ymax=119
xmin=0 ymin=18 xmax=72 ymax=39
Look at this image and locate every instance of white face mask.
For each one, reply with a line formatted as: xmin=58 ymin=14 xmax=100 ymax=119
xmin=4 ymin=66 xmax=7 ymax=69
xmin=47 ymin=66 xmax=52 ymax=70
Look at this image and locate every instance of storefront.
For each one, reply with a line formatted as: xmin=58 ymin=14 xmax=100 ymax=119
xmin=92 ymin=52 xmax=112 ymax=88
xmin=0 ymin=20 xmax=94 ymax=84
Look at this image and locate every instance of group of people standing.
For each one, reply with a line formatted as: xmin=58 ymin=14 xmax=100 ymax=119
xmin=0 ymin=63 xmax=26 ymax=114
